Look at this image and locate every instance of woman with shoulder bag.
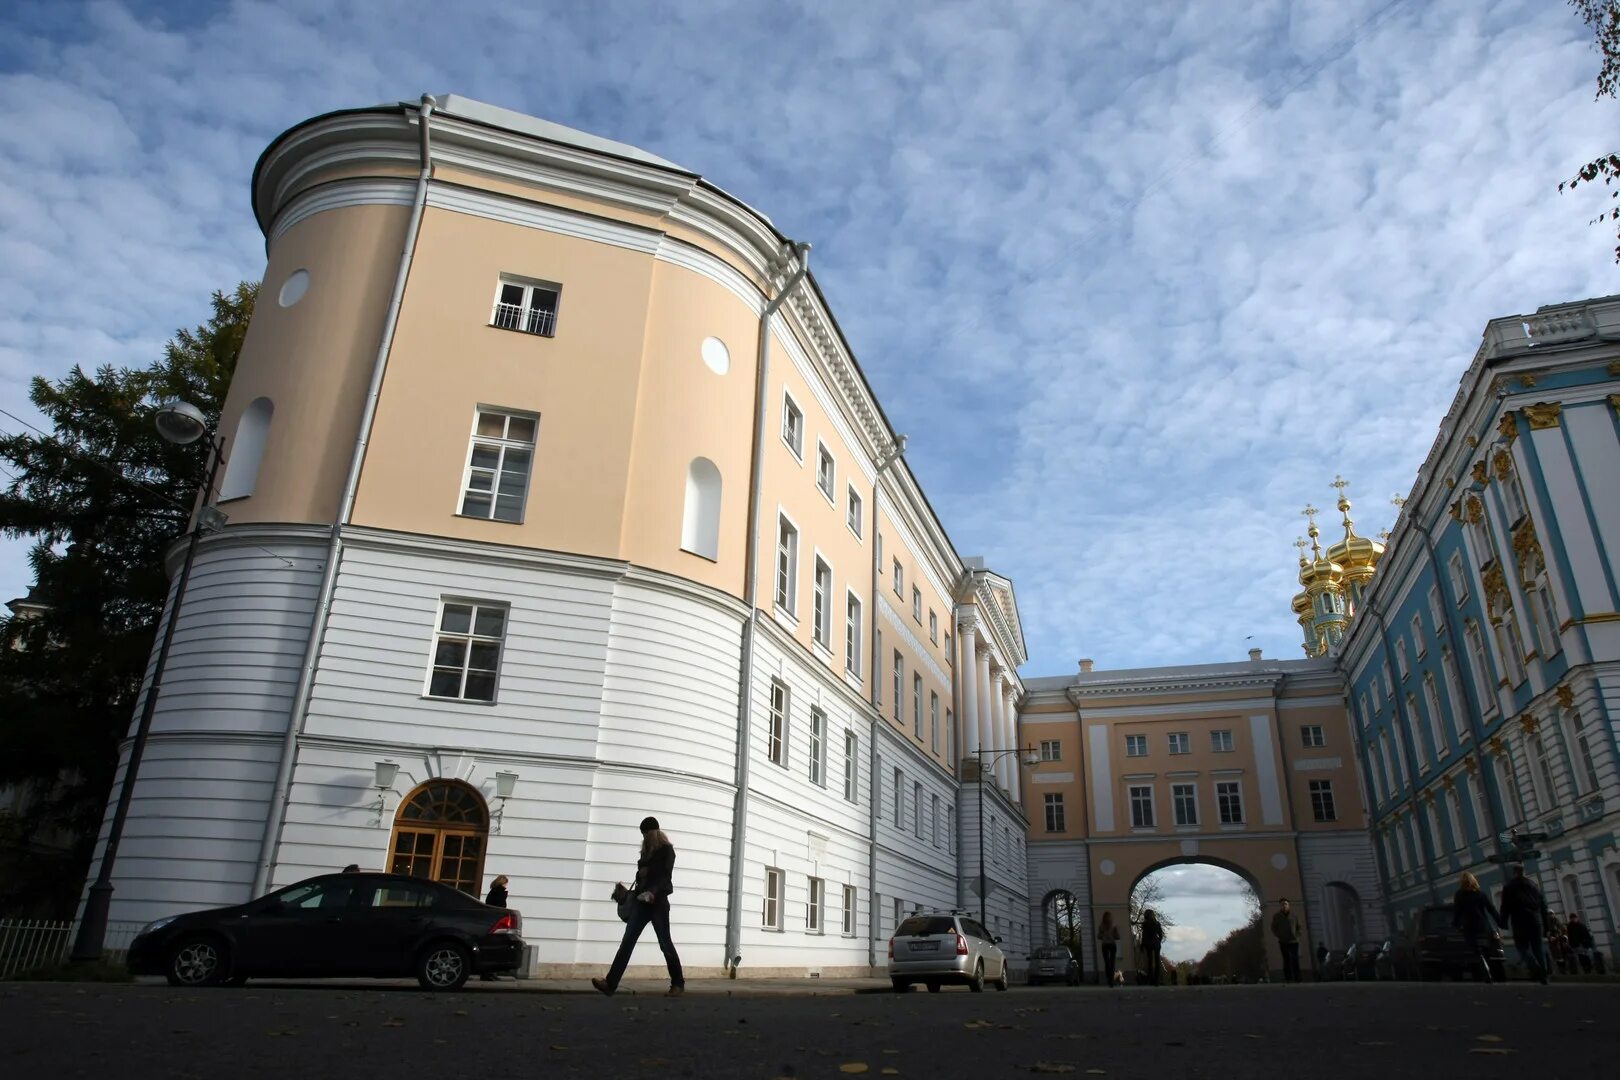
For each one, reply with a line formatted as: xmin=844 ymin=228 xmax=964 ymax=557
xmin=593 ymin=817 xmax=685 ymax=997
xmin=1097 ymin=911 xmax=1121 ymax=987
xmin=1452 ymin=872 xmax=1503 ymax=983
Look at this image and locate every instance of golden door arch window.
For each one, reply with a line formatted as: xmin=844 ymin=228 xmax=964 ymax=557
xmin=387 ymin=780 xmax=488 ymax=895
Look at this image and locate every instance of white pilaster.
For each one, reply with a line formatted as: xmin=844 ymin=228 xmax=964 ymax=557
xmin=1005 ymin=684 xmax=1021 ymax=803
xmin=976 ymin=641 xmax=994 ymax=770
xmin=959 ymin=623 xmax=981 ymax=758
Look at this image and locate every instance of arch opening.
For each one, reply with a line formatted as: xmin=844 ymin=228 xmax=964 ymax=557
xmin=1129 ymin=859 xmax=1262 ymax=985
xmin=681 ymin=457 xmax=722 ymax=560
xmin=220 ymin=396 xmax=273 ymax=500
xmin=387 ymin=779 xmax=489 ymax=896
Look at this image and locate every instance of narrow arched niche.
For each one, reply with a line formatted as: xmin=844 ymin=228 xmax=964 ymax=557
xmin=681 ymin=457 xmax=722 ymax=561
xmin=220 ymin=396 xmax=273 ymax=500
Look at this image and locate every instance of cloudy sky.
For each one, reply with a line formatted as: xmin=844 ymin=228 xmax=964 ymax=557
xmin=2 ymin=0 xmax=1616 ymax=686
xmin=1146 ymin=864 xmax=1260 ymax=964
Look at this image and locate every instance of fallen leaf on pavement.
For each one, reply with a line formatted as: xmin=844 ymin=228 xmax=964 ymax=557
xmin=881 ymin=1070 xmax=899 ymax=1076
xmin=1028 ymin=1065 xmax=1075 ymax=1074
xmin=839 ymin=1065 xmax=869 ymax=1074
xmin=964 ymin=1020 xmax=994 ymax=1030
xmin=1475 ymin=1035 xmax=1504 ymax=1043
xmin=549 ymin=1045 xmax=567 ymax=1051
xmin=1469 ymin=1049 xmax=1516 ymax=1056
xmin=381 ymin=1019 xmax=405 ymax=1028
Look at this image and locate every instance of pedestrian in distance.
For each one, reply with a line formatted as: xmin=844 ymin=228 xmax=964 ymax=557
xmin=1097 ymin=911 xmax=1121 ymax=988
xmin=341 ymin=864 xmax=360 ymax=873
xmin=1498 ymin=865 xmax=1551 ymax=984
xmin=1452 ymin=871 xmax=1504 ymax=983
xmin=1139 ymin=909 xmax=1165 ymax=986
xmin=1315 ymin=941 xmax=1329 ymax=980
xmin=593 ymin=816 xmax=685 ymax=998
xmin=1271 ymin=898 xmax=1303 ymax=983
xmin=485 ymin=874 xmax=510 ymax=908
xmin=1565 ymin=913 xmax=1599 ymax=974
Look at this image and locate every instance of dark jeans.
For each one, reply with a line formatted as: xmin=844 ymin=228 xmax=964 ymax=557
xmin=605 ymin=895 xmax=683 ymax=990
xmin=1144 ymin=944 xmax=1162 ymax=984
xmin=1512 ymin=924 xmax=1549 ymax=978
xmin=1280 ymin=942 xmax=1300 ymax=983
xmin=1101 ymin=944 xmax=1117 ymax=985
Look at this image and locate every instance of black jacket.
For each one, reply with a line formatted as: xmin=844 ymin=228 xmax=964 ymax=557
xmin=1452 ymin=888 xmax=1502 ymax=939
xmin=635 ymin=842 xmax=676 ymax=899
xmin=486 ymin=884 xmax=508 ymax=907
xmin=1499 ymin=876 xmax=1546 ymax=935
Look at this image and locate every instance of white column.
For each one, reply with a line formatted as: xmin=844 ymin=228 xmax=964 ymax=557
xmin=959 ymin=623 xmax=980 ymax=758
xmin=991 ymin=671 xmax=1011 ymax=790
xmin=1005 ymin=684 xmax=1021 ymax=802
xmin=976 ymin=642 xmax=994 ymax=770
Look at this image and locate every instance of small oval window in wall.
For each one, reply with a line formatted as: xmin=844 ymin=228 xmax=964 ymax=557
xmin=278 ymin=269 xmax=311 ymax=308
xmin=681 ymin=457 xmax=723 ymax=561
xmin=219 ymin=397 xmax=273 ymax=500
xmin=701 ymin=336 xmax=730 ymax=375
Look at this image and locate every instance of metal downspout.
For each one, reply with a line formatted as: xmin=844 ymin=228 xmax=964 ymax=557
xmin=723 ymin=241 xmax=811 ymax=974
xmin=251 ymin=94 xmax=438 ymax=898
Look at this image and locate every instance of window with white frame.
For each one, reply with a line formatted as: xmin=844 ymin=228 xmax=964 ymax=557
xmin=1168 ymin=732 xmax=1190 ymax=755
xmin=930 ymin=691 xmax=940 ymax=752
xmin=781 ymin=394 xmax=803 ymax=459
xmin=1428 ymin=585 xmax=1446 ymax=636
xmin=928 ymin=610 xmax=938 ymax=644
xmin=768 ymin=679 xmax=789 ymax=766
xmin=807 ymin=876 xmax=824 ymax=932
xmin=892 ymin=766 xmax=903 ymax=827
xmin=1359 ymin=694 xmax=1371 ymax=730
xmin=1395 ymin=638 xmax=1410 ymax=680
xmin=893 ymin=558 xmax=904 ymax=597
xmin=763 ymin=867 xmax=784 ymax=929
xmin=1172 ymin=783 xmax=1198 ymax=827
xmin=892 ymin=651 xmax=903 ymax=722
xmin=944 ymin=631 xmax=952 ymax=665
xmin=1309 ymin=779 xmax=1337 ymax=822
xmin=1411 ymin=613 xmax=1426 ymax=658
xmin=426 ymin=600 xmax=508 ymax=702
xmin=842 ymin=884 xmax=857 ymax=935
xmin=843 ymin=731 xmax=859 ymax=802
xmin=1467 ymin=498 xmax=1492 ymax=559
xmin=946 ymin=709 xmax=955 ymax=763
xmin=1572 ymin=711 xmax=1601 ymax=795
xmin=1044 ymin=792 xmax=1066 ymax=832
xmin=816 ymin=443 xmax=835 ymax=500
xmin=809 ymin=707 xmax=827 ymax=787
xmin=812 ymin=558 xmax=832 ymax=649
xmin=1528 ymin=732 xmax=1555 ymax=810
xmin=1496 ymin=617 xmax=1527 ymax=685
xmin=775 ymin=515 xmax=798 ymax=614
xmin=1441 ymin=649 xmax=1469 ymax=743
xmin=1446 ymin=787 xmax=1465 ymax=850
xmin=1371 ymin=675 xmax=1382 ymax=714
xmin=913 ymin=673 xmax=923 ymax=740
xmin=1040 ymin=739 xmax=1062 ymax=762
xmin=459 ymin=409 xmax=536 ymax=522
xmin=1464 ymin=620 xmax=1493 ymax=705
xmin=1125 ymin=734 xmax=1147 ymax=757
xmin=1448 ymin=552 xmax=1469 ymax=605
xmin=1382 ymin=664 xmax=1394 ymax=698
xmin=490 ymin=277 xmax=559 ymax=336
xmin=845 ymin=592 xmax=863 ymax=677
xmin=1532 ymin=578 xmax=1560 ymax=657
xmin=847 ymin=486 xmax=863 ymax=538
xmin=1468 ymin=771 xmax=1488 ymax=840
xmin=1500 ymin=750 xmax=1528 ymax=821
xmin=1216 ymin=781 xmax=1244 ymax=824
xmin=1367 ymin=742 xmax=1385 ymax=805
xmin=1423 ymin=673 xmax=1447 ymax=757
xmin=1503 ymin=466 xmax=1528 ymax=523
xmin=1301 ymin=724 xmax=1325 ymax=749
xmin=912 ymin=586 xmax=922 ymax=623
xmin=931 ymin=793 xmax=940 ymax=845
xmin=1407 ymin=694 xmax=1429 ymax=770
xmin=1211 ymin=730 xmax=1234 ymax=753
xmin=912 ymin=782 xmax=923 ymax=838
xmin=1129 ymin=785 xmax=1155 ymax=828
xmin=874 ymin=630 xmax=883 ymax=706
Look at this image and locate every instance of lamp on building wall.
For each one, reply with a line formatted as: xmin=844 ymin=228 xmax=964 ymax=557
xmin=973 ymin=746 xmax=1040 ymax=930
xmin=491 ymin=771 xmax=519 ymax=834
xmin=370 ymin=761 xmax=400 ymax=827
xmin=71 ymin=402 xmax=227 ymax=963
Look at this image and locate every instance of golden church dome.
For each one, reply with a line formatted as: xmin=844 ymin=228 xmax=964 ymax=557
xmin=1325 ymin=489 xmax=1384 ymax=577
xmin=1298 ymin=523 xmax=1344 ymax=592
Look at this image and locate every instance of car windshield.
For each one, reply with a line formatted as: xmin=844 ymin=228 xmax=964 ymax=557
xmin=896 ymin=916 xmax=957 ymax=937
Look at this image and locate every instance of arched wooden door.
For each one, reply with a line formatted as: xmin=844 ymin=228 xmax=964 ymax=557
xmin=387 ymin=780 xmax=488 ymax=895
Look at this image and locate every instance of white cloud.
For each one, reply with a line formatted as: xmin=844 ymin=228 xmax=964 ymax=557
xmin=0 ymin=0 xmax=1613 ymax=686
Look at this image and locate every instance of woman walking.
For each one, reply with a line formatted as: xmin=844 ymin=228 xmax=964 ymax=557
xmin=485 ymin=875 xmax=510 ymax=908
xmin=593 ymin=817 xmax=685 ymax=997
xmin=1097 ymin=911 xmax=1121 ymax=987
xmin=1452 ymin=871 xmax=1503 ymax=983
xmin=1140 ymin=909 xmax=1166 ymax=986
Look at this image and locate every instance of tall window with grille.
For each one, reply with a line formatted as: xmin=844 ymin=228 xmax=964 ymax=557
xmin=847 ymin=486 xmax=863 ymax=538
xmin=1216 ymin=781 xmax=1244 ymax=824
xmin=775 ymin=516 xmax=798 ymax=614
xmin=809 ymin=708 xmax=826 ymax=787
xmin=912 ymin=782 xmax=923 ymax=838
xmin=768 ymin=679 xmax=789 ymax=767
xmin=931 ymin=793 xmax=941 ymax=845
xmin=426 ymin=600 xmax=507 ymax=702
xmin=912 ymin=673 xmax=923 ymax=739
xmin=1448 ymin=552 xmax=1469 ymax=604
xmin=1465 ymin=620 xmax=1493 ymax=705
xmin=1044 ymin=792 xmax=1066 ymax=832
xmin=845 ymin=592 xmax=862 ymax=676
xmin=892 ymin=651 xmax=903 ymax=722
xmin=1441 ymin=648 xmax=1469 ymax=743
xmin=1571 ymin=711 xmax=1601 ymax=794
xmin=842 ymin=885 xmax=857 ymax=935
xmin=911 ymin=586 xmax=922 ymax=623
xmin=1423 ymin=674 xmax=1447 ymax=757
xmin=892 ymin=767 xmax=902 ymax=827
xmin=1172 ymin=783 xmax=1198 ymax=826
xmin=460 ymin=409 xmax=536 ymax=522
xmin=892 ymin=558 xmax=904 ymax=597
xmin=1129 ymin=785 xmax=1155 ymax=828
xmin=781 ymin=394 xmax=803 ymax=458
xmin=807 ymin=877 xmax=824 ymax=932
xmin=843 ymin=731 xmax=859 ymax=802
xmin=1309 ymin=779 xmax=1337 ymax=821
xmin=1411 ymin=613 xmax=1426 ymax=657
xmin=929 ymin=691 xmax=940 ymax=752
xmin=816 ymin=443 xmax=835 ymax=501
xmin=763 ymin=867 xmax=784 ymax=929
xmin=812 ymin=557 xmax=832 ymax=648
xmin=490 ymin=277 xmax=559 ymax=336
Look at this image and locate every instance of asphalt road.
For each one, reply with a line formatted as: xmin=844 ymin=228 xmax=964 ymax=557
xmin=3 ymin=980 xmax=1613 ymax=1079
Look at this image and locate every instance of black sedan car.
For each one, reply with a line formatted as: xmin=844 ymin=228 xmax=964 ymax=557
xmin=1341 ymin=940 xmax=1395 ymax=981
xmin=1408 ymin=903 xmax=1506 ymax=982
xmin=1025 ymin=945 xmax=1081 ymax=986
xmin=127 ymin=872 xmax=524 ymax=990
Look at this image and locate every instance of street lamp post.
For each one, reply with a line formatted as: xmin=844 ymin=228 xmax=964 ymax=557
xmin=973 ymin=745 xmax=1039 ymax=930
xmin=71 ymin=401 xmax=225 ymax=962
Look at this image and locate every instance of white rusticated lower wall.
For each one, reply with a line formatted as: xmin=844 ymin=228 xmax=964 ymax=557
xmin=1295 ymin=831 xmax=1387 ymax=949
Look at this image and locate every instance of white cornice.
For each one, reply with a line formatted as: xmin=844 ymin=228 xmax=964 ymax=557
xmin=270 ymin=178 xmax=417 ymax=244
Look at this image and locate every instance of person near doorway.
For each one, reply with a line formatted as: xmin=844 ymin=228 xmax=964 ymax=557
xmin=480 ymin=875 xmax=512 ymax=981
xmin=593 ymin=816 xmax=685 ymax=998
xmin=341 ymin=864 xmax=360 ymax=873
xmin=1271 ymin=898 xmax=1303 ymax=983
xmin=1498 ymin=866 xmax=1551 ymax=984
xmin=1452 ymin=871 xmax=1503 ymax=984
xmin=1097 ymin=911 xmax=1121 ymax=988
xmin=1565 ymin=914 xmax=1600 ymax=974
xmin=1139 ymin=909 xmax=1165 ymax=985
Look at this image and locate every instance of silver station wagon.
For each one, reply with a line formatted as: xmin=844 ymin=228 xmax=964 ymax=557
xmin=887 ymin=911 xmax=1010 ymax=993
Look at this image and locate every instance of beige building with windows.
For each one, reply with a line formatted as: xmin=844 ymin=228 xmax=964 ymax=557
xmin=78 ymin=94 xmax=1034 ymax=978
xmin=1020 ymin=654 xmax=1382 ymax=978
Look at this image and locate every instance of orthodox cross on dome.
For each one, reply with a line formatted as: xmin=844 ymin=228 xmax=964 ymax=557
xmin=1331 ymin=475 xmax=1357 ymax=530
xmin=1301 ymin=504 xmax=1322 ymax=555
xmin=1390 ymin=494 xmax=1407 ymax=509
xmin=1293 ymin=536 xmax=1309 ymax=566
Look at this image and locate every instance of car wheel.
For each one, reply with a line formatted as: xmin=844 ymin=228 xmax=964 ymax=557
xmin=926 ymin=980 xmax=942 ymax=994
xmin=968 ymin=961 xmax=985 ymax=993
xmin=416 ymin=940 xmax=472 ymax=991
xmin=165 ymin=935 xmax=228 ymax=987
xmin=993 ymin=962 xmax=1009 ymax=992
xmin=891 ymin=978 xmax=910 ymax=993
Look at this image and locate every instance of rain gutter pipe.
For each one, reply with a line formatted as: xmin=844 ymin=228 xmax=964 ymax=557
xmin=251 ymin=93 xmax=438 ymax=898
xmin=724 ymin=241 xmax=811 ymax=974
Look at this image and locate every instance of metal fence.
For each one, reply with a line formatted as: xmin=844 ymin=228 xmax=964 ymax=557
xmin=0 ymin=919 xmax=144 ymax=979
